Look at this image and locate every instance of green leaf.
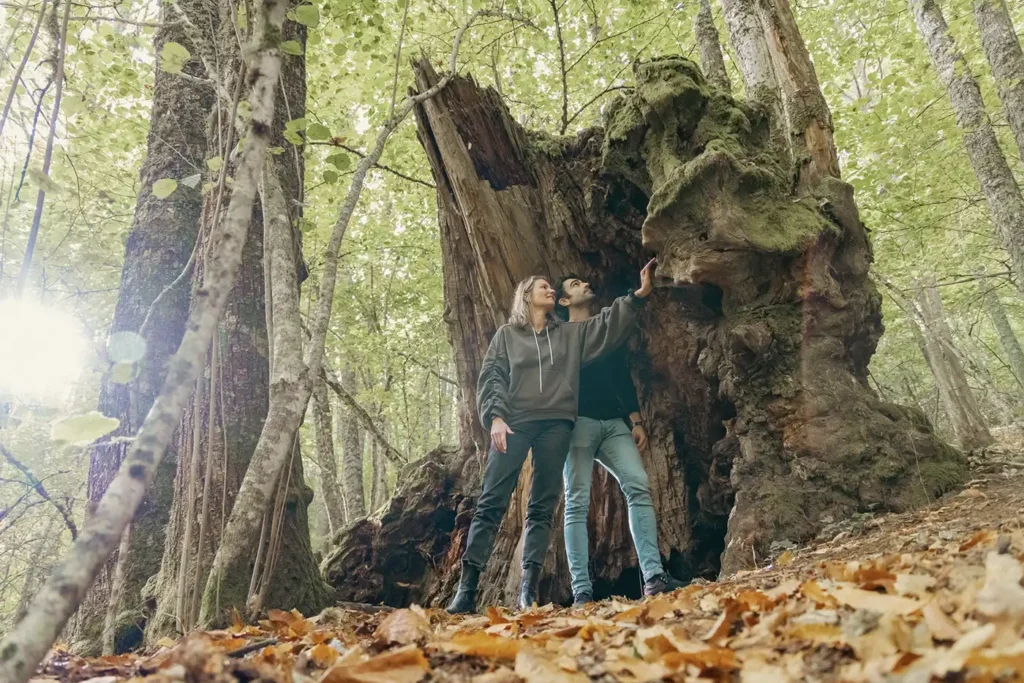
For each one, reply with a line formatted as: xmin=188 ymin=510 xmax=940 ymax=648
xmin=159 ymin=41 xmax=191 ymax=74
xmin=327 ymin=153 xmax=351 ymax=171
xmin=109 ymin=362 xmax=136 ymax=384
xmin=324 ymin=169 xmax=339 ymax=184
xmin=268 ymin=146 xmax=285 ymax=155
xmin=294 ymin=4 xmax=319 ymax=27
xmin=285 ymin=117 xmax=307 ymax=132
xmin=181 ymin=173 xmax=202 ymax=189
xmin=236 ymin=2 xmax=247 ymax=29
xmin=281 ymin=40 xmax=304 ymax=56
xmin=206 ymin=156 xmax=224 ymax=172
xmin=51 ymin=411 xmax=120 ymax=444
xmin=28 ymin=168 xmax=60 ymax=193
xmin=307 ymin=122 xmax=331 ymax=140
xmin=284 ymin=129 xmax=305 ymax=145
xmin=152 ymin=178 xmax=178 ymax=199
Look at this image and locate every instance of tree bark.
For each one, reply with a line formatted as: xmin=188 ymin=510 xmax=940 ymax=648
xmin=313 ymin=380 xmax=345 ymax=535
xmin=321 ymin=56 xmax=964 ymax=608
xmin=370 ymin=436 xmax=389 ymax=512
xmin=973 ymin=0 xmax=1024 ymax=161
xmin=148 ymin=0 xmax=328 ymax=638
xmin=755 ymin=0 xmax=841 ymax=189
xmin=68 ymin=0 xmax=212 ymax=655
xmin=0 ymin=0 xmax=287 ymax=671
xmin=984 ymin=286 xmax=1024 ymax=388
xmin=340 ymin=364 xmax=365 ymax=519
xmin=695 ymin=0 xmax=731 ymax=93
xmin=720 ymin=0 xmax=786 ymax=153
xmin=916 ymin=284 xmax=993 ymax=451
xmin=909 ymin=0 xmax=1024 ymax=295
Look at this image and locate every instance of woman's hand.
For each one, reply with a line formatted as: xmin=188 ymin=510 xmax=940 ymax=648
xmin=632 ymin=424 xmax=648 ymax=451
xmin=491 ymin=417 xmax=514 ymax=453
xmin=635 ymin=258 xmax=656 ymax=298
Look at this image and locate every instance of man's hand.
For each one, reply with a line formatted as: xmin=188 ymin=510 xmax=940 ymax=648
xmin=635 ymin=258 xmax=656 ymax=298
xmin=632 ymin=424 xmax=648 ymax=451
xmin=491 ymin=417 xmax=514 ymax=454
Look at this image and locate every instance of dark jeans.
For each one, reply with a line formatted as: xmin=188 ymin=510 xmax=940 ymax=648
xmin=462 ymin=419 xmax=573 ymax=572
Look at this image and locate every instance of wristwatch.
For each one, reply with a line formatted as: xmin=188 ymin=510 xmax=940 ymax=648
xmin=631 ymin=418 xmax=644 ymax=429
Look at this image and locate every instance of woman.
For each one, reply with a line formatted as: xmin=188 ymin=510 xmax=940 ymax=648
xmin=447 ymin=260 xmax=655 ymax=614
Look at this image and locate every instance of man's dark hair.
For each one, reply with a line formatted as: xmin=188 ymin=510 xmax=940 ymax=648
xmin=554 ymin=273 xmax=581 ymax=320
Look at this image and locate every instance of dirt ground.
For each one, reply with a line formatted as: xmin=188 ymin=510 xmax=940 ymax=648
xmin=32 ymin=439 xmax=1024 ymax=682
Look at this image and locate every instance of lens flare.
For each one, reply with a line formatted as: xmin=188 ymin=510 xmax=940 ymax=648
xmin=0 ymin=299 xmax=88 ymax=402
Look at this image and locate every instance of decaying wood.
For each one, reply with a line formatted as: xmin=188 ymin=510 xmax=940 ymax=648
xmin=322 ymin=55 xmax=964 ymax=609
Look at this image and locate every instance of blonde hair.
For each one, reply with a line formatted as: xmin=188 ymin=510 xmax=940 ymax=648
xmin=508 ymin=275 xmax=556 ymax=328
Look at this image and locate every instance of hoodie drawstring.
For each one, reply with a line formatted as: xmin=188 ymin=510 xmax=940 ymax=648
xmin=532 ymin=329 xmax=544 ymax=393
xmin=532 ymin=327 xmax=556 ymax=393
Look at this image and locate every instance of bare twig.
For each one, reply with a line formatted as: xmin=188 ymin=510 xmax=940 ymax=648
xmin=0 ymin=443 xmax=77 ymax=540
xmin=308 ymin=141 xmax=435 ymax=189
xmin=321 ymin=366 xmax=406 ymax=466
xmin=389 ymin=0 xmax=410 ymax=117
xmin=0 ymin=0 xmax=48 ymax=142
xmin=15 ymin=0 xmax=71 ymax=296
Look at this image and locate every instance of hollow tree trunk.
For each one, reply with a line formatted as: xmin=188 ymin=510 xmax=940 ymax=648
xmin=984 ymin=286 xmax=1024 ymax=388
xmin=321 ymin=57 xmax=963 ymax=607
xmin=910 ymin=0 xmax=1024 ymax=295
xmin=916 ymin=285 xmax=993 ymax=450
xmin=340 ymin=364 xmax=365 ymax=519
xmin=974 ymin=0 xmax=1024 ymax=161
xmin=313 ymin=380 xmax=345 ymax=535
xmin=145 ymin=4 xmax=328 ymax=640
xmin=68 ymin=0 xmax=212 ymax=654
xmin=695 ymin=0 xmax=731 ymax=93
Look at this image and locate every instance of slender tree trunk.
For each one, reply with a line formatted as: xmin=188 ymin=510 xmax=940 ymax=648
xmin=755 ymin=0 xmax=841 ymax=189
xmin=341 ymin=364 xmax=365 ymax=519
xmin=13 ymin=517 xmax=59 ymax=624
xmin=915 ymin=284 xmax=993 ymax=450
xmin=695 ymin=0 xmax=731 ymax=92
xmin=984 ymin=286 xmax=1024 ymax=388
xmin=973 ymin=0 xmax=1024 ymax=160
xmin=313 ymin=380 xmax=346 ymax=534
xmin=68 ymin=0 xmax=212 ymax=655
xmin=910 ymin=0 xmax=1024 ymax=294
xmin=370 ymin=434 xmax=389 ymax=512
xmin=321 ymin=57 xmax=963 ymax=608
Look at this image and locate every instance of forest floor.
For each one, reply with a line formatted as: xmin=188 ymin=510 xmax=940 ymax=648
xmin=33 ymin=428 xmax=1024 ymax=682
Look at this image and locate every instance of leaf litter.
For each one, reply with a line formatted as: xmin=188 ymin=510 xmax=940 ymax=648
xmin=33 ymin=471 xmax=1024 ymax=682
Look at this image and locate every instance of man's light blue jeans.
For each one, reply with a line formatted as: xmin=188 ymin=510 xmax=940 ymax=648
xmin=563 ymin=416 xmax=663 ymax=597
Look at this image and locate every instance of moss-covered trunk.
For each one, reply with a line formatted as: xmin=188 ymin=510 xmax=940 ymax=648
xmin=67 ymin=0 xmax=213 ymax=655
xmin=145 ymin=2 xmax=328 ymax=640
xmin=321 ymin=57 xmax=964 ymax=608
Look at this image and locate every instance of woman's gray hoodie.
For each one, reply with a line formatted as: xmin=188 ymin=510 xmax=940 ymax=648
xmin=476 ymin=293 xmax=646 ymax=429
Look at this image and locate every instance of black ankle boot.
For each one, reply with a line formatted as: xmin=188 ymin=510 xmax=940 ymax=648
xmin=518 ymin=566 xmax=542 ymax=610
xmin=446 ymin=565 xmax=481 ymax=615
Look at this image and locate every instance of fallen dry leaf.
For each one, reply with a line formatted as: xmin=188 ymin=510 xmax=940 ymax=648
xmin=922 ymin=600 xmax=961 ymax=642
xmin=487 ymin=606 xmax=510 ymax=625
xmin=829 ymin=584 xmax=923 ymax=614
xmin=309 ymin=642 xmax=340 ymax=668
xmin=441 ymin=631 xmax=521 ymax=659
xmin=703 ymin=598 xmax=740 ymax=644
xmin=894 ymin=573 xmax=936 ymax=598
xmin=514 ymin=648 xmax=588 ymax=683
xmin=801 ymin=580 xmax=839 ymax=608
xmin=374 ymin=608 xmax=432 ymax=646
xmin=321 ymin=645 xmax=430 ymax=683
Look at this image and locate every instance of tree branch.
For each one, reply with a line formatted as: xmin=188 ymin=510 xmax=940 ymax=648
xmin=0 ymin=0 xmax=46 ymax=142
xmin=308 ymin=141 xmax=435 ymax=189
xmin=321 ymin=366 xmax=406 ymax=466
xmin=549 ymin=0 xmax=569 ymax=134
xmin=0 ymin=443 xmax=77 ymax=540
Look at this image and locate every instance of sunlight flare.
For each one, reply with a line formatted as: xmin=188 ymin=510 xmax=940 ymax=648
xmin=0 ymin=298 xmax=88 ymax=402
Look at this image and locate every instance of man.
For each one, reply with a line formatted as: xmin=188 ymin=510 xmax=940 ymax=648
xmin=556 ymin=274 xmax=685 ymax=606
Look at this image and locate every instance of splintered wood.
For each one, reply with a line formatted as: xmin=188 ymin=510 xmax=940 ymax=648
xmin=33 ymin=475 xmax=1024 ymax=681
